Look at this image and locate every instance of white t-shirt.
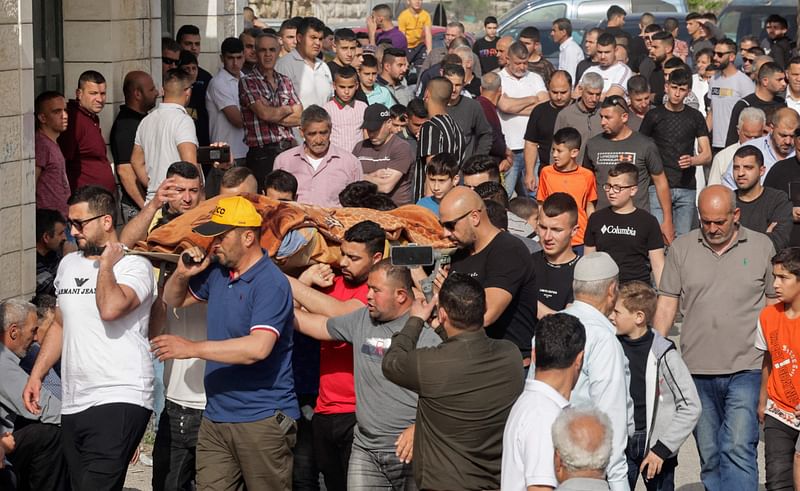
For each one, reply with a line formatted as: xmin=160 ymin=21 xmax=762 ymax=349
xmin=163 ymin=303 xmax=207 ymax=410
xmin=275 ymin=49 xmax=333 ymax=108
xmin=583 ymin=62 xmax=633 ymax=95
xmin=307 ymin=155 xmax=324 ymax=171
xmin=206 ymin=68 xmax=248 ymax=159
xmin=498 ymin=68 xmax=547 ymax=150
xmin=54 ymin=252 xmax=157 ymax=414
xmin=501 ymin=379 xmax=569 ymax=490
xmin=134 ymin=102 xmax=199 ymax=200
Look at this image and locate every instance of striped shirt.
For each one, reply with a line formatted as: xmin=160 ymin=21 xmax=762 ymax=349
xmin=238 ymin=67 xmax=300 ymax=148
xmin=413 ymin=114 xmax=464 ymax=201
xmin=323 ymin=97 xmax=367 ymax=153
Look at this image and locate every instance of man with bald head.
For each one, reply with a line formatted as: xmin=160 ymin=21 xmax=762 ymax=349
xmin=437 ymin=186 xmax=538 ymax=367
xmin=413 ymin=77 xmax=465 ymax=201
xmin=654 ymin=185 xmax=777 ymax=491
xmin=494 ymin=36 xmax=514 ymax=73
xmin=111 ymin=71 xmax=159 ymax=222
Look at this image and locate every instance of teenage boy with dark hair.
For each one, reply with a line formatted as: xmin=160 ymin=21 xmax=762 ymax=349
xmin=264 ymin=169 xmax=299 ymax=201
xmin=358 ymin=54 xmax=395 ymax=107
xmin=474 ymin=16 xmax=500 ymax=73
xmin=610 ymin=281 xmax=701 ymax=491
xmin=416 ymin=153 xmax=459 ymax=215
xmin=537 ymin=127 xmax=597 ymax=253
xmin=585 ymin=163 xmax=665 ymax=286
xmin=327 ymin=28 xmax=359 ymax=80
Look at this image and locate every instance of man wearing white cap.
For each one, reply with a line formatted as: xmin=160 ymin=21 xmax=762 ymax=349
xmin=530 ymin=251 xmax=633 ymax=491
xmin=153 ymin=196 xmax=299 ymax=490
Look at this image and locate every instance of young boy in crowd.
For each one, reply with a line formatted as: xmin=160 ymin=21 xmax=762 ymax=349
xmin=536 ymin=127 xmax=596 ymax=253
xmin=327 ymin=28 xmax=359 ymax=79
xmin=509 ymin=196 xmax=539 ymax=238
xmin=416 ymin=152 xmax=459 ymax=215
xmin=756 ymin=247 xmax=800 ymax=491
xmin=397 ymin=0 xmax=432 ymax=64
xmin=610 ymin=281 xmax=701 ymax=491
xmin=323 ymin=66 xmax=367 ymax=152
xmin=264 ymin=169 xmax=298 ymax=201
xmin=584 ymin=162 xmax=665 ymax=286
xmin=358 ymin=54 xmax=395 ymax=107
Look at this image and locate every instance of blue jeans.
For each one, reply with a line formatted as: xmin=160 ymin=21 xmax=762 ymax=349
xmin=692 ymin=371 xmax=761 ymax=491
xmin=504 ymin=151 xmax=525 ymax=198
xmin=626 ymin=429 xmax=677 ymax=491
xmin=648 ymin=186 xmax=696 ymax=238
xmin=348 ymin=438 xmax=417 ymax=490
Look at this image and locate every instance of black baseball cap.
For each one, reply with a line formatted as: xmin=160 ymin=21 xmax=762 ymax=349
xmin=360 ymin=104 xmax=392 ymax=131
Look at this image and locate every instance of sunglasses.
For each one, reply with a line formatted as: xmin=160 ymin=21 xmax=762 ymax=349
xmin=440 ymin=209 xmax=477 ymax=231
xmin=162 ymin=57 xmax=180 ymax=66
xmin=67 ymin=214 xmax=106 ymax=232
xmin=713 ymin=51 xmax=733 ymax=57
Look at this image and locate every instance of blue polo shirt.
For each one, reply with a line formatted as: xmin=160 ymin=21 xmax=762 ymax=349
xmin=189 ymin=252 xmax=299 ymax=423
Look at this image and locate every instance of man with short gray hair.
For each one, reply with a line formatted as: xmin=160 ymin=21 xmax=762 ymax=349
xmin=274 ymin=105 xmax=363 ymax=207
xmin=554 ymin=72 xmax=603 ymax=164
xmin=552 ymin=408 xmax=614 ymax=491
xmin=529 ymin=252 xmax=632 ymax=491
xmin=0 ymin=299 xmax=67 ymax=491
xmin=707 ymin=106 xmax=766 ymax=186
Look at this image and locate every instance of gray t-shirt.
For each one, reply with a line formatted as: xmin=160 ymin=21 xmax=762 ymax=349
xmin=584 ymin=131 xmax=664 ymax=211
xmin=708 ymin=71 xmax=754 ymax=148
xmin=326 ymin=308 xmax=441 ymax=451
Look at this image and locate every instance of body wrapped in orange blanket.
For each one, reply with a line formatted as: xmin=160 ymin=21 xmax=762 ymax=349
xmin=136 ymin=194 xmax=452 ymax=270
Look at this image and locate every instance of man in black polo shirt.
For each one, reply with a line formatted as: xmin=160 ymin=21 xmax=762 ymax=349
xmin=437 ymin=187 xmax=538 ymax=367
xmin=110 ymin=70 xmax=158 ymax=223
xmin=523 ymin=70 xmax=572 ymax=191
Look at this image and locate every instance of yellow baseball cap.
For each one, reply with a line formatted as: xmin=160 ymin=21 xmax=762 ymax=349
xmin=193 ymin=196 xmax=263 ymax=237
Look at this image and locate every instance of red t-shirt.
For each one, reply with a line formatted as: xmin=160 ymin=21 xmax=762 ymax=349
xmin=315 ymin=276 xmax=368 ymax=414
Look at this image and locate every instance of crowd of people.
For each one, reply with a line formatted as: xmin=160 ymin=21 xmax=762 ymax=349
xmin=6 ymin=2 xmax=800 ymax=490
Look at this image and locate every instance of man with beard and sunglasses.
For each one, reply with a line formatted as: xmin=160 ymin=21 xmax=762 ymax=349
xmin=23 ymin=185 xmax=157 ymax=491
xmin=436 ymin=186 xmax=538 ymax=369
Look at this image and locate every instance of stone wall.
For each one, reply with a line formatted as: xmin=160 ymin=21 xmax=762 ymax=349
xmin=0 ymin=0 xmax=36 ymax=302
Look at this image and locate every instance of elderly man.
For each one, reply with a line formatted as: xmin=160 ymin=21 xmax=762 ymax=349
xmin=721 ymin=107 xmax=799 ymax=189
xmin=724 ymin=61 xmax=788 ymax=147
xmin=273 ymin=105 xmax=363 ymax=207
xmin=239 ymin=32 xmax=302 ymax=191
xmin=294 ymin=260 xmax=440 ymax=490
xmin=528 ymin=252 xmax=631 ymax=491
xmin=553 ymin=72 xmax=602 ymax=164
xmin=438 ymin=187 xmax=538 ymax=366
xmin=501 ymin=313 xmax=585 ymax=490
xmin=497 ymin=42 xmax=549 ymax=196
xmin=654 ymin=185 xmax=777 ymax=491
xmin=0 ymin=299 xmax=66 ymax=491
xmin=552 ymin=409 xmax=614 ymax=491
xmin=708 ymin=107 xmax=767 ymax=186
xmin=384 ymin=273 xmax=525 ymax=490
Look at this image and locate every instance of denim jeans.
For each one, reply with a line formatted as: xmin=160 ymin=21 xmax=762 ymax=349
xmin=648 ymin=186 xmax=697 ymax=238
xmin=152 ymin=400 xmax=203 ymax=491
xmin=348 ymin=438 xmax=417 ymax=490
xmin=625 ymin=429 xmax=677 ymax=491
xmin=504 ymin=150 xmax=525 ymax=198
xmin=692 ymin=371 xmax=761 ymax=491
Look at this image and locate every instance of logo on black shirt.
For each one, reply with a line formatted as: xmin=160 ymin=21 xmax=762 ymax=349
xmin=600 ymin=225 xmax=637 ymax=236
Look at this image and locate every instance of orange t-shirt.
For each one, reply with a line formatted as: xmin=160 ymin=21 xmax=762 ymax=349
xmin=536 ymin=165 xmax=598 ymax=246
xmin=758 ymin=303 xmax=800 ymax=418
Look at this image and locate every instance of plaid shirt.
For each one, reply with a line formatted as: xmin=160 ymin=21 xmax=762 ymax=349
xmin=239 ymin=67 xmax=300 ymax=148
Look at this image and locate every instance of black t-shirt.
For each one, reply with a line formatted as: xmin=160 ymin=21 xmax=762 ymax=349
xmin=36 ymin=250 xmax=61 ymax=296
xmin=575 ymin=58 xmax=597 ymax=86
xmin=531 ymin=251 xmax=579 ymax=312
xmin=464 ymin=76 xmax=481 ymax=98
xmin=764 ymin=156 xmax=800 ymax=246
xmin=473 ymin=37 xmax=499 ymax=74
xmin=725 ymin=94 xmax=787 ymax=147
xmin=109 ymin=105 xmax=146 ymax=207
xmin=524 ymin=102 xmax=565 ymax=169
xmin=648 ymin=65 xmax=666 ymax=107
xmin=450 ymin=232 xmax=538 ymax=356
xmin=188 ymin=67 xmax=212 ymax=146
xmin=584 ymin=207 xmax=664 ymax=284
xmin=639 ymin=105 xmax=709 ymax=189
xmin=619 ymin=329 xmax=654 ymax=431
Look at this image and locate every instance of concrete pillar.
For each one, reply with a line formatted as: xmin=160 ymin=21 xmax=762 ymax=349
xmin=0 ymin=0 xmax=36 ymax=301
xmin=174 ymin=0 xmax=246 ymax=74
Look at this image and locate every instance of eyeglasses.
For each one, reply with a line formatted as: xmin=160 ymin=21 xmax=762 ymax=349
xmin=67 ymin=214 xmax=106 ymax=232
xmin=162 ymin=57 xmax=180 ymax=66
xmin=440 ymin=209 xmax=477 ymax=231
xmin=713 ymin=51 xmax=733 ymax=57
xmin=602 ymin=183 xmax=636 ymax=193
